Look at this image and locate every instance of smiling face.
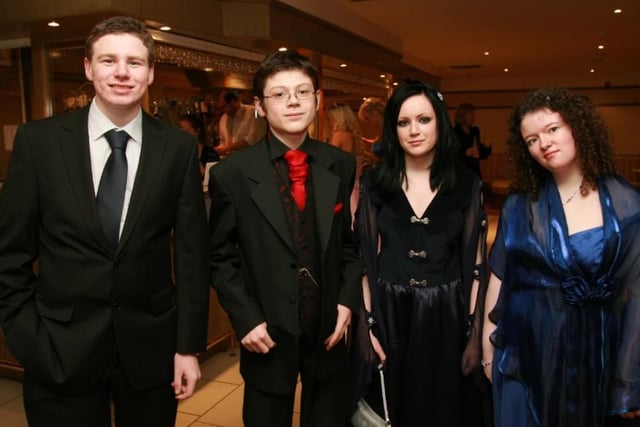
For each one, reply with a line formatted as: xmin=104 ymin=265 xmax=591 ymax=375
xmin=520 ymin=108 xmax=580 ymax=175
xmin=254 ymin=69 xmax=320 ymax=149
xmin=84 ymin=33 xmax=154 ymax=125
xmin=396 ymin=94 xmax=438 ymax=163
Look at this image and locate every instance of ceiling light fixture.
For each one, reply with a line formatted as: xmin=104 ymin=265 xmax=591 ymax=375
xmin=159 ymin=26 xmax=171 ymax=31
xmin=590 ymin=68 xmax=596 ymax=73
xmin=48 ymin=20 xmax=60 ymax=27
xmin=614 ymin=9 xmax=622 ymax=14
xmin=379 ymin=74 xmax=386 ymax=78
xmin=484 ymin=51 xmax=490 ymax=56
xmin=503 ymin=68 xmax=509 ymax=73
xmin=597 ymin=45 xmax=605 ymax=50
xmin=340 ymin=63 xmax=347 ymax=68
xmin=278 ymin=47 xmax=288 ymax=52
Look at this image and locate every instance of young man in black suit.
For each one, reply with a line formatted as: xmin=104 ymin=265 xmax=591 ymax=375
xmin=0 ymin=16 xmax=210 ymax=427
xmin=208 ymin=51 xmax=363 ymax=426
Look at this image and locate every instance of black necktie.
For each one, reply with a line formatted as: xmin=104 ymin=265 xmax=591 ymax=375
xmin=97 ymin=129 xmax=129 ymax=249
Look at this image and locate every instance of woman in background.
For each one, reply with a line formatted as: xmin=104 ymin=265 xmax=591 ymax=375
xmin=358 ymin=97 xmax=386 ymax=163
xmin=179 ymin=113 xmax=219 ymax=176
xmin=454 ymin=103 xmax=491 ymax=177
xmin=350 ymin=79 xmax=489 ymax=426
xmin=326 ymin=103 xmax=363 ymax=214
xmin=483 ymin=87 xmax=640 ymax=426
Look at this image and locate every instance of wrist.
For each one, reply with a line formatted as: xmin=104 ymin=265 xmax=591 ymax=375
xmin=481 ymin=360 xmax=493 ymax=368
xmin=364 ymin=310 xmax=376 ymax=330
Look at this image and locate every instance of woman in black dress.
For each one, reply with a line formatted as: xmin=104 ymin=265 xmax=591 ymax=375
xmin=349 ymin=79 xmax=489 ymax=426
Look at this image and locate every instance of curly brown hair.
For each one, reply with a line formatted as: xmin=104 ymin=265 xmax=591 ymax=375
xmin=507 ymin=87 xmax=616 ymax=196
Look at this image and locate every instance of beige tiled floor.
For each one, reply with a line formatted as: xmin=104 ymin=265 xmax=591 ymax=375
xmin=0 ymin=351 xmax=301 ymax=427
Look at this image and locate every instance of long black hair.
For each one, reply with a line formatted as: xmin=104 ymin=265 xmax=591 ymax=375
xmin=371 ymin=78 xmax=459 ymax=198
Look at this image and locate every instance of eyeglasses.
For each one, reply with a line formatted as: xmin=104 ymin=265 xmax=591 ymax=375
xmin=263 ymin=85 xmax=315 ymax=103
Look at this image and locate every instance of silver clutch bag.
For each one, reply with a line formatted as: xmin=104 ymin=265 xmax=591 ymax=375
xmin=351 ymin=364 xmax=391 ymax=427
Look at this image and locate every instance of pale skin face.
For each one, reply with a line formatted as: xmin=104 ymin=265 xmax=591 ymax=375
xmin=84 ymin=33 xmax=154 ymax=127
xmin=254 ymin=69 xmax=321 ymax=149
xmin=396 ymin=94 xmax=438 ymax=165
xmin=520 ymin=108 xmax=580 ymax=178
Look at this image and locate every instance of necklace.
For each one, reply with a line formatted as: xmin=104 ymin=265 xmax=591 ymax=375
xmin=562 ymin=179 xmax=583 ymax=205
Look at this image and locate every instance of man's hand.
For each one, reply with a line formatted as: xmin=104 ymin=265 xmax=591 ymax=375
xmin=241 ymin=322 xmax=276 ymax=353
xmin=172 ymin=353 xmax=201 ymax=400
xmin=324 ymin=304 xmax=351 ymax=350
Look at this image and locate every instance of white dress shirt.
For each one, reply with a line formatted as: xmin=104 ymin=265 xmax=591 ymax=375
xmin=87 ymin=99 xmax=143 ymax=238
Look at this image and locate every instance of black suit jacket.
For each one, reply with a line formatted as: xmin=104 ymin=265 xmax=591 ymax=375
xmin=0 ymin=107 xmax=210 ymax=392
xmin=208 ymin=136 xmax=363 ymax=395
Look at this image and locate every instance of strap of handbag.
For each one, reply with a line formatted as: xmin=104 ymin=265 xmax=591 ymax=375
xmin=377 ymin=363 xmax=392 ymax=426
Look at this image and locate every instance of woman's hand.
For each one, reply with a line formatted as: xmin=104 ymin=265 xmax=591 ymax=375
xmin=369 ymin=330 xmax=386 ymax=363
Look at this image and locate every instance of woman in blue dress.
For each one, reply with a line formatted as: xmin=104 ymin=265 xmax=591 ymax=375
xmin=483 ymin=87 xmax=640 ymax=426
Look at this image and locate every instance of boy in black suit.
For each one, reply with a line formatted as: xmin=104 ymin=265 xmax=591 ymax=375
xmin=208 ymin=51 xmax=363 ymax=426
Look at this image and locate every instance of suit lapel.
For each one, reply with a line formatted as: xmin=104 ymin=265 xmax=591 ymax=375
xmin=306 ymin=142 xmax=339 ymax=254
xmin=118 ymin=113 xmax=165 ymax=249
xmin=59 ymin=108 xmax=113 ymax=252
xmin=247 ymin=143 xmax=296 ymax=253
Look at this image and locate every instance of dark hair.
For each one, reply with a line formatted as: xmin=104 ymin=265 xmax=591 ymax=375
xmin=85 ymin=16 xmax=155 ymax=64
xmin=454 ymin=103 xmax=475 ymax=126
xmin=252 ymin=50 xmax=319 ymax=99
xmin=179 ymin=114 xmax=206 ymax=144
xmin=371 ymin=79 xmax=459 ymax=197
xmin=221 ymin=90 xmax=241 ymax=105
xmin=507 ymin=87 xmax=616 ymax=195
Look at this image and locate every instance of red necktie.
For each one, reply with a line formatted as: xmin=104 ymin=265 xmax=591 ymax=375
xmin=284 ymin=149 xmax=308 ymax=210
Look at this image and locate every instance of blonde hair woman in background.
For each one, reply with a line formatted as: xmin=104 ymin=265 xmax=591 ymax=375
xmin=326 ymin=102 xmax=362 ymax=155
xmin=326 ymin=102 xmax=364 ymax=216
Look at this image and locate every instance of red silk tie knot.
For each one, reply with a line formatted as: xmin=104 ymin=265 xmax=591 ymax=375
xmin=284 ymin=149 xmax=308 ymax=210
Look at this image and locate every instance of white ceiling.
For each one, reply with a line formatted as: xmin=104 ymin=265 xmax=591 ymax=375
xmin=336 ymin=0 xmax=640 ymax=89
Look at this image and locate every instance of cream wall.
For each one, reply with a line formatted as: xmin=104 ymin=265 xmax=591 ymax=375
xmin=445 ymin=88 xmax=640 ymax=156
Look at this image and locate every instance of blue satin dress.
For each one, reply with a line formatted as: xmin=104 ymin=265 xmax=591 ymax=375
xmin=489 ymin=177 xmax=640 ymax=427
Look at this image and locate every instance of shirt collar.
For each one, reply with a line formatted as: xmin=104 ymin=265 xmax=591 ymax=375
xmin=267 ymin=131 xmax=311 ymax=161
xmin=88 ymin=99 xmax=143 ymax=143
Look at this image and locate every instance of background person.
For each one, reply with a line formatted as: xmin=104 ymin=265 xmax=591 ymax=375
xmin=179 ymin=113 xmax=220 ymax=176
xmin=483 ymin=87 xmax=640 ymax=426
xmin=216 ymin=90 xmax=262 ymax=156
xmin=454 ymin=102 xmax=492 ymax=178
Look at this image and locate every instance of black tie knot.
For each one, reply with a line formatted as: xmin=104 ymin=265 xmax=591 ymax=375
xmin=105 ymin=129 xmax=129 ymax=151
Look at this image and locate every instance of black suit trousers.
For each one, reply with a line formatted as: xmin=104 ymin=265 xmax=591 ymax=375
xmin=242 ymin=337 xmax=346 ymax=427
xmin=22 ymin=362 xmax=178 ymax=427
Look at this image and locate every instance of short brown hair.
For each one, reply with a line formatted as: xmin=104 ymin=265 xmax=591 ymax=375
xmin=85 ymin=16 xmax=155 ymax=65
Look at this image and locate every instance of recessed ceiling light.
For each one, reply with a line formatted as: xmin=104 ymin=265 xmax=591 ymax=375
xmin=484 ymin=51 xmax=490 ymax=56
xmin=503 ymin=68 xmax=509 ymax=73
xmin=590 ymin=68 xmax=596 ymax=73
xmin=340 ymin=63 xmax=347 ymax=68
xmin=614 ymin=9 xmax=622 ymax=14
xmin=48 ymin=20 xmax=60 ymax=27
xmin=278 ymin=47 xmax=288 ymax=52
xmin=392 ymin=82 xmax=398 ymax=86
xmin=379 ymin=74 xmax=386 ymax=78
xmin=597 ymin=45 xmax=605 ymax=50
xmin=159 ymin=26 xmax=171 ymax=31
xmin=204 ymin=67 xmax=213 ymax=72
